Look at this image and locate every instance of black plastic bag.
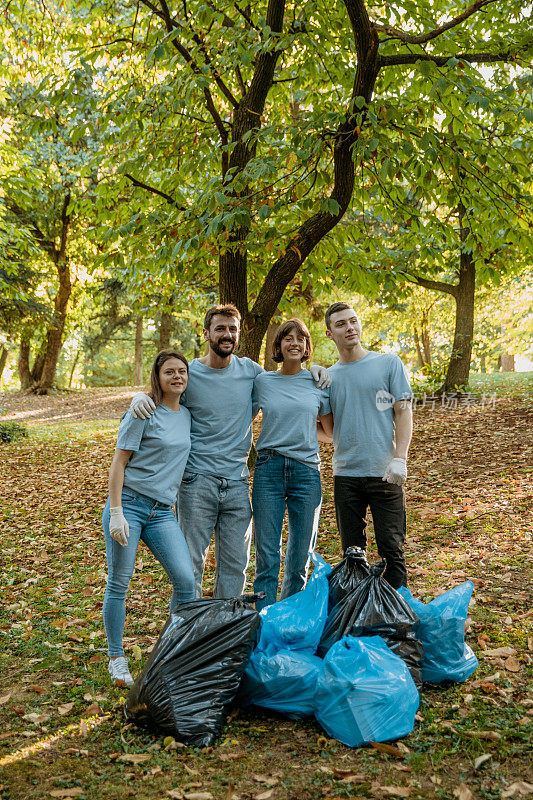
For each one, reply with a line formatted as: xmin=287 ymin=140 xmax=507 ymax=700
xmin=327 ymin=546 xmax=370 ymax=612
xmin=318 ymin=561 xmax=423 ymax=689
xmin=124 ymin=596 xmax=260 ymax=747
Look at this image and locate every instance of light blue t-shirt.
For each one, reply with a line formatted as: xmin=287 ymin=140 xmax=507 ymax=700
xmin=253 ymin=370 xmax=331 ymax=469
xmin=181 ymin=356 xmax=264 ymax=480
xmin=116 ymin=404 xmax=192 ymax=505
xmin=329 ymin=352 xmax=413 ymax=477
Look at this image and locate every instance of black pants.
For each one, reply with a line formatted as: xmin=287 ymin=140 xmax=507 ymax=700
xmin=333 ymin=476 xmax=407 ymax=589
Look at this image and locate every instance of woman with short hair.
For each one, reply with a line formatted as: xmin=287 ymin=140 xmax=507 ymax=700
xmin=252 ymin=319 xmax=333 ymax=611
xmin=103 ymin=350 xmax=195 ymax=687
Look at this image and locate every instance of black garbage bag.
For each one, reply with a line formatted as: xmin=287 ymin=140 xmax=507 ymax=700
xmin=327 ymin=546 xmax=370 ymax=612
xmin=124 ymin=596 xmax=260 ymax=747
xmin=318 ymin=561 xmax=423 ymax=689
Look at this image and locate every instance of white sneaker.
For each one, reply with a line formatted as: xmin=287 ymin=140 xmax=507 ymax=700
xmin=108 ymin=656 xmax=134 ymax=687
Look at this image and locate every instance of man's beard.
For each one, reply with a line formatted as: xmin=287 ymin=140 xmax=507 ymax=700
xmin=211 ymin=338 xmax=237 ymax=357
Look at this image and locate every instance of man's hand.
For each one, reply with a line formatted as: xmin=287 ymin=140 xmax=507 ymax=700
xmin=310 ymin=364 xmax=332 ymax=389
xmin=130 ymin=392 xmax=156 ymax=419
xmin=383 ymin=457 xmax=407 ymax=486
xmin=109 ymin=507 xmax=130 ymax=547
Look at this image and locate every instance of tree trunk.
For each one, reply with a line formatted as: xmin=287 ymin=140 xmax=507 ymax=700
xmin=194 ymin=333 xmax=202 ymax=360
xmin=68 ymin=350 xmax=80 ymax=388
xmin=33 ymin=193 xmax=72 ymax=394
xmin=264 ymin=323 xmax=279 ymax=370
xmin=421 ymin=310 xmax=432 ymax=366
xmin=414 ymin=327 xmax=425 ymax=369
xmin=134 ymin=315 xmax=143 ymax=385
xmin=0 ymin=346 xmax=8 ymax=384
xmin=480 ymin=353 xmax=486 ymax=373
xmin=18 ymin=338 xmax=32 ymax=389
xmin=500 ymin=353 xmax=515 ymax=372
xmin=443 ymin=250 xmax=475 ymax=392
xmin=158 ymin=300 xmax=173 ymax=351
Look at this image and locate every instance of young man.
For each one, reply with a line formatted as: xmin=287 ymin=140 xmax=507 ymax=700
xmin=324 ymin=301 xmax=413 ymax=588
xmin=130 ymin=304 xmax=330 ymax=598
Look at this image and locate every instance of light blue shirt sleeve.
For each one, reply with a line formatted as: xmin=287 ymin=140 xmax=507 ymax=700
xmin=116 ymin=411 xmax=147 ymax=451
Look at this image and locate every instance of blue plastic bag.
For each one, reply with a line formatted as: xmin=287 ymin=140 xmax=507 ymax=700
xmin=255 ymin=553 xmax=332 ymax=656
xmin=314 ymin=635 xmax=419 ymax=747
xmin=398 ymin=583 xmax=478 ymax=683
xmin=238 ymin=650 xmax=324 ymax=719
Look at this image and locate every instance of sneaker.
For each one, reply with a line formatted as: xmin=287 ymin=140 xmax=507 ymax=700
xmin=108 ymin=656 xmax=134 ymax=687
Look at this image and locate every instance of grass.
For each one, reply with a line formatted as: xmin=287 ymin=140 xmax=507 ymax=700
xmin=0 ymin=382 xmax=531 ymax=800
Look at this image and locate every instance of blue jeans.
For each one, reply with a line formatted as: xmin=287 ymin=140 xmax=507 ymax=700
xmin=178 ymin=472 xmax=253 ymax=598
xmin=252 ymin=450 xmax=323 ymax=611
xmin=102 ymin=488 xmax=195 ymax=657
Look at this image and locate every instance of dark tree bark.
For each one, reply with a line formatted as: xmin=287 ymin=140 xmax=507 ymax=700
xmin=500 ymin=353 xmax=515 ymax=372
xmin=18 ymin=338 xmax=32 ymax=389
xmin=264 ymin=323 xmax=279 ymax=370
xmin=158 ymin=308 xmax=173 ymax=351
xmin=0 ymin=346 xmax=8 ymax=384
xmin=444 ymin=249 xmax=475 ymax=391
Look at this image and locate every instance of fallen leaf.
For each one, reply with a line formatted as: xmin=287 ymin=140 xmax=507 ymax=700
xmin=0 ymin=694 xmax=11 ymax=705
xmin=504 ymin=656 xmax=521 ymax=672
xmin=49 ymin=790 xmax=84 ymax=798
xmin=88 ymin=653 xmax=104 ymax=664
xmin=183 ymin=764 xmax=200 ymax=775
xmin=83 ymin=702 xmax=102 ymax=716
xmin=58 ymin=702 xmax=74 ymax=716
xmin=29 ymin=685 xmax=46 ymax=694
xmin=501 ymin=782 xmax=533 ymax=798
xmin=463 ymin=730 xmax=501 ymax=741
xmin=255 ymin=791 xmax=274 ymax=800
xmin=183 ymin=794 xmax=213 ymax=800
xmin=454 ymin=783 xmax=473 ymax=800
xmin=377 ymin=786 xmax=411 ymax=797
xmin=118 ymin=753 xmax=152 ymax=764
xmin=369 ymin=741 xmax=405 ymax=758
xmin=474 ymin=753 xmax=492 ymax=769
xmin=132 ymin=644 xmax=142 ymax=661
xmin=252 ymin=775 xmax=279 ymax=786
xmin=484 ymin=646 xmax=517 ymax=657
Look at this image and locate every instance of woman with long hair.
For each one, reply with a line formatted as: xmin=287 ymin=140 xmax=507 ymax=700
xmin=252 ymin=319 xmax=333 ymax=611
xmin=102 ymin=350 xmax=195 ymax=686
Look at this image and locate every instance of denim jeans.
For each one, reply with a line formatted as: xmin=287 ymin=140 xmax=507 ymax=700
xmin=178 ymin=472 xmax=253 ymax=598
xmin=252 ymin=450 xmax=323 ymax=611
xmin=333 ymin=476 xmax=407 ymax=589
xmin=102 ymin=488 xmax=195 ymax=657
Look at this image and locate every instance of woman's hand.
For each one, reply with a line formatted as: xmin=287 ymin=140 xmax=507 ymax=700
xmin=109 ymin=507 xmax=130 ymax=546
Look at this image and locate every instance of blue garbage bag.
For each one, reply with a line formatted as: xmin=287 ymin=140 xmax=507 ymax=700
xmin=314 ymin=635 xmax=419 ymax=747
xmin=238 ymin=650 xmax=324 ymax=719
xmin=255 ymin=553 xmax=332 ymax=656
xmin=398 ymin=583 xmax=478 ymax=683
xmin=318 ymin=561 xmax=423 ymax=689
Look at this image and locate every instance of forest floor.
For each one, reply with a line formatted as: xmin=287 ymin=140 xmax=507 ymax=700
xmin=0 ymin=377 xmax=532 ymax=800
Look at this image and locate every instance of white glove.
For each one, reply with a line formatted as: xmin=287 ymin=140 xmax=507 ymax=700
xmin=130 ymin=392 xmax=156 ymax=419
xmin=109 ymin=506 xmax=129 ymax=547
xmin=309 ymin=364 xmax=332 ymax=389
xmin=383 ymin=458 xmax=407 ymax=486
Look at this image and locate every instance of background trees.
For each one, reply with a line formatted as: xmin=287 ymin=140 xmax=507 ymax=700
xmin=0 ymin=0 xmax=531 ymax=391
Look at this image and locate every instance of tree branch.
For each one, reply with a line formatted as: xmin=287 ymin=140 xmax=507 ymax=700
xmin=139 ymin=0 xmax=231 ymax=138
xmin=374 ymin=0 xmax=497 ymax=45
xmin=124 ymin=173 xmax=187 ymax=209
xmin=380 ymin=50 xmax=517 ymax=67
xmin=3 ymin=197 xmax=58 ymax=260
xmin=412 ymin=275 xmax=458 ymax=297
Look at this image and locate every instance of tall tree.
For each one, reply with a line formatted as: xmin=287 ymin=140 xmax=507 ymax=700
xmin=59 ymin=0 xmax=530 ymax=360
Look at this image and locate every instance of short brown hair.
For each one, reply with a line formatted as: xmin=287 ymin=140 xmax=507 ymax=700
xmin=203 ymin=303 xmax=241 ymax=331
xmin=272 ymin=318 xmax=313 ymax=363
xmin=325 ymin=301 xmax=353 ymax=329
xmin=149 ymin=349 xmax=189 ymax=406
